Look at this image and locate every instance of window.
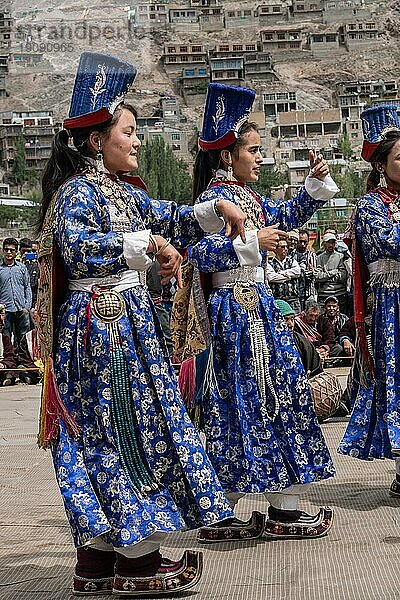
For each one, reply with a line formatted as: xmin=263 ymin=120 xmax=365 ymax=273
xmin=313 ymin=35 xmax=324 ymax=42
xmin=272 ymin=6 xmax=281 ymax=12
xmin=261 ymin=7 xmax=270 ymax=13
xmin=263 ymin=33 xmax=273 ymax=40
xmin=244 ymin=10 xmax=251 ymax=16
xmin=167 ymin=56 xmax=177 ymax=62
xmin=192 ymin=45 xmax=202 ymax=52
xmin=233 ymin=44 xmax=243 ymax=51
xmin=228 ymin=11 xmax=235 ymax=17
xmin=326 ymin=34 xmax=336 ymax=42
xmin=180 ymin=55 xmax=189 ymax=62
xmin=297 ymin=4 xmax=305 ymax=10
xmin=167 ymin=46 xmax=176 ymax=53
xmin=171 ymin=133 xmax=181 ymax=140
xmin=180 ymin=46 xmax=188 ymax=53
xmin=245 ymin=44 xmax=256 ymax=51
xmin=227 ymin=70 xmax=237 ymax=78
xmin=277 ymin=33 xmax=285 ymax=40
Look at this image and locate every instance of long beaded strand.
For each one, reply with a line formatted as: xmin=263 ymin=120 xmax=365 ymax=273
xmin=109 ymin=321 xmax=158 ymax=496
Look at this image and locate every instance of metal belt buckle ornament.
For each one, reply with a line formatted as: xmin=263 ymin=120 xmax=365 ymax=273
xmin=233 ymin=282 xmax=259 ymax=311
xmin=91 ymin=288 xmax=125 ymax=323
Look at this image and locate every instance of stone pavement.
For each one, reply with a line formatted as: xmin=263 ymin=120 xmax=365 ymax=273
xmin=1 ymin=385 xmax=400 ymax=600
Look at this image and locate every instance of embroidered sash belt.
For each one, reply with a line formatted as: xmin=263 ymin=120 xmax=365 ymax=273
xmin=69 ymin=269 xmax=146 ymax=293
xmin=212 ymin=266 xmax=265 ymax=288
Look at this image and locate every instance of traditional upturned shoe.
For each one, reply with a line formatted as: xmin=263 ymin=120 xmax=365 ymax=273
xmin=112 ymin=550 xmax=202 ymax=596
xmin=73 ymin=546 xmax=115 ymax=596
xmin=73 ymin=574 xmax=114 ymax=596
xmin=389 ymin=479 xmax=400 ymax=498
xmin=264 ymin=506 xmax=334 ymax=539
xmin=196 ymin=511 xmax=266 ymax=543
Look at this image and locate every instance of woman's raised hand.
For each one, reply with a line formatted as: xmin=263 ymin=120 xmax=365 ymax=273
xmin=153 ymin=235 xmax=183 ymax=288
xmin=257 ymin=225 xmax=288 ymax=251
xmin=309 ymin=150 xmax=330 ymax=181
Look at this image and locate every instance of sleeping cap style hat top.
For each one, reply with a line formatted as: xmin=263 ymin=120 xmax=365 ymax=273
xmin=360 ymin=104 xmax=400 ymax=162
xmin=198 ymin=82 xmax=256 ymax=151
xmin=63 ymin=52 xmax=137 ymax=130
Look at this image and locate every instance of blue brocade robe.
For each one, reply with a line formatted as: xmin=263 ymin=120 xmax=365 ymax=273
xmin=339 ymin=191 xmax=400 ymax=460
xmin=188 ymin=183 xmax=335 ymax=493
xmin=51 ymin=172 xmax=233 ymax=548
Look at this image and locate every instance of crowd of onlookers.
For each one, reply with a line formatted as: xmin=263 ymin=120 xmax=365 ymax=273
xmin=266 ymin=227 xmax=355 ymax=365
xmin=0 ymin=237 xmax=41 ymax=386
xmin=0 ymin=228 xmax=355 ymax=399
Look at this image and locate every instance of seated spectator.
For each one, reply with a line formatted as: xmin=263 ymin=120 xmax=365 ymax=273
xmin=275 ymin=299 xmax=322 ymax=377
xmin=294 ymin=298 xmax=342 ymax=361
xmin=17 ymin=325 xmax=43 ymax=385
xmin=323 ymin=295 xmax=348 ymax=338
xmin=337 ymin=316 xmax=356 ymax=357
xmin=266 ymin=238 xmax=301 ymax=314
xmin=276 ymin=299 xmax=345 ymax=419
xmin=316 ymin=233 xmax=347 ymax=313
xmin=0 ymin=303 xmax=18 ymax=386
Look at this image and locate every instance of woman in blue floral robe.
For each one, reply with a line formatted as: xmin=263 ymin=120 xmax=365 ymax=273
xmin=338 ymin=126 xmax=400 ymax=498
xmin=187 ymin=114 xmax=337 ymax=541
xmin=37 ymin=54 xmax=248 ymax=595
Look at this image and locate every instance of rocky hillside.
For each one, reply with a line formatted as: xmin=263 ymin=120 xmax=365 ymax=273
xmin=1 ymin=0 xmax=398 ymax=125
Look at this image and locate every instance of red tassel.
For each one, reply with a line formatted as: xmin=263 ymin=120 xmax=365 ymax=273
xmin=83 ymin=295 xmax=97 ymax=350
xmin=178 ymin=357 xmax=195 ymax=410
xmin=38 ymin=357 xmax=81 ymax=449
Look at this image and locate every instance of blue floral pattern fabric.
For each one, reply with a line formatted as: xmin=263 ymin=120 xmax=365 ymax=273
xmin=339 ymin=192 xmax=400 ymax=460
xmin=51 ymin=173 xmax=233 ymax=548
xmin=188 ymin=183 xmax=335 ymax=493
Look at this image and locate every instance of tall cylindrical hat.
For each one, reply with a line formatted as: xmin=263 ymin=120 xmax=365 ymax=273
xmin=63 ymin=52 xmax=137 ymax=130
xmin=198 ymin=83 xmax=256 ymax=150
xmin=361 ymin=104 xmax=400 ymax=161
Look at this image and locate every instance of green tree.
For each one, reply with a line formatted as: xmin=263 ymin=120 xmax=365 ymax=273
xmin=13 ymin=132 xmax=26 ymax=191
xmin=251 ymin=169 xmax=288 ymax=197
xmin=136 ymin=137 xmax=192 ymax=204
xmin=330 ymin=165 xmax=362 ymax=199
xmin=337 ymin=134 xmax=353 ymax=160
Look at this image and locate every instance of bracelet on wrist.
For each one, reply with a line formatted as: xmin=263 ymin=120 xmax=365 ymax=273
xmin=155 ymin=238 xmax=171 ymax=257
xmin=213 ymin=199 xmax=223 ymax=218
xmin=148 ymin=233 xmax=158 ymax=260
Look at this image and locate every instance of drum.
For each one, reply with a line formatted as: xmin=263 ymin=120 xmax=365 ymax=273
xmin=308 ymin=370 xmax=342 ymax=422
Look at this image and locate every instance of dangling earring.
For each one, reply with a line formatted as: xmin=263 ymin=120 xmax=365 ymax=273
xmin=96 ymin=144 xmax=105 ymax=172
xmin=227 ymin=162 xmax=233 ymax=179
xmin=379 ymin=169 xmax=386 ymax=187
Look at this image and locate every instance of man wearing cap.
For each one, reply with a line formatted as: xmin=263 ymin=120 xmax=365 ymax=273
xmin=316 ymin=232 xmax=347 ymax=313
xmin=323 ymin=295 xmax=348 ymax=338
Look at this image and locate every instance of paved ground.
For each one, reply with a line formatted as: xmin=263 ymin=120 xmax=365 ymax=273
xmin=1 ymin=384 xmax=400 ymax=600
